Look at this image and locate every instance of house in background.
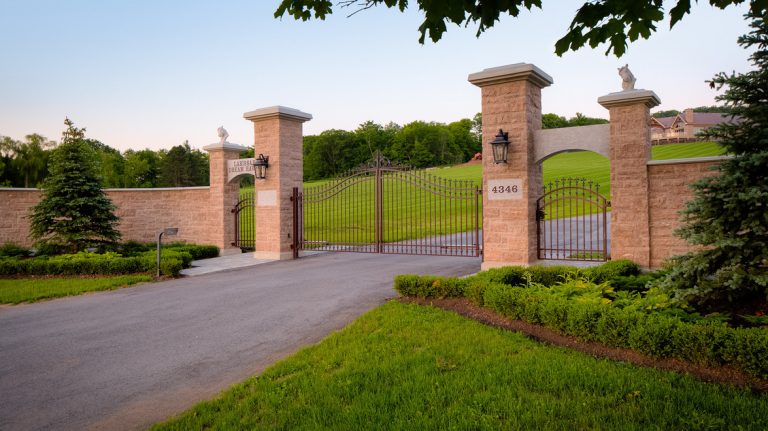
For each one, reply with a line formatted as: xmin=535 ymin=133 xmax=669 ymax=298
xmin=650 ymin=108 xmax=740 ymax=144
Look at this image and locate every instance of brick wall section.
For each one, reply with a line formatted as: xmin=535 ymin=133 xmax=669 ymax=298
xmin=480 ymin=80 xmax=543 ymax=267
xmin=0 ymin=187 xmax=212 ymax=247
xmin=245 ymin=107 xmax=309 ymax=260
xmin=470 ymin=64 xmax=551 ymax=270
xmin=606 ymin=103 xmax=653 ymax=267
xmin=0 ymin=189 xmax=42 ymax=247
xmin=647 ymin=159 xmax=721 ymax=268
xmin=206 ymin=147 xmax=243 ymax=252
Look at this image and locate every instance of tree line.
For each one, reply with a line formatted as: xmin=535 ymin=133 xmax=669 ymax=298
xmin=0 ymin=132 xmax=209 ymax=188
xmin=1 ymin=111 xmax=610 ymax=187
xmin=304 ymin=112 xmax=608 ymax=181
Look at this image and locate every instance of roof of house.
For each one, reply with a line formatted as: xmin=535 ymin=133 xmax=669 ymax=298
xmin=651 ymin=111 xmax=740 ymax=129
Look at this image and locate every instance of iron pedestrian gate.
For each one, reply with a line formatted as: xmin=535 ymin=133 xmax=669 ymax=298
xmin=536 ymin=177 xmax=610 ymax=261
xmin=292 ymin=153 xmax=481 ymax=258
xmin=231 ymin=191 xmax=255 ymax=251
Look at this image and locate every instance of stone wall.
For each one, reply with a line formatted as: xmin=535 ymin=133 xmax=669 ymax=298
xmin=647 ymin=157 xmax=725 ymax=268
xmin=0 ymin=187 xmax=215 ymax=248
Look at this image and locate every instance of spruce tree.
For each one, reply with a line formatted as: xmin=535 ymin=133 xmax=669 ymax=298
xmin=29 ymin=119 xmax=121 ymax=253
xmin=659 ymin=14 xmax=768 ymax=312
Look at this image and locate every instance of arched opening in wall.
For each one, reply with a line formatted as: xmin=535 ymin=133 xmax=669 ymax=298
xmin=537 ymin=150 xmax=611 ymax=261
xmin=230 ymin=148 xmax=257 ymax=251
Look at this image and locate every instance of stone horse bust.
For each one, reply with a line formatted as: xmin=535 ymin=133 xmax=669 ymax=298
xmin=618 ymin=64 xmax=636 ymax=91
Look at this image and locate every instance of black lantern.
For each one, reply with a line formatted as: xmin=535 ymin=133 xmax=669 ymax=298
xmin=490 ymin=129 xmax=510 ymax=164
xmin=253 ymin=154 xmax=269 ymax=179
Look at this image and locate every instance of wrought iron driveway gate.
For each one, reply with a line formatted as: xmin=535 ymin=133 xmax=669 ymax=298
xmin=292 ymin=153 xmax=481 ymax=258
xmin=536 ymin=177 xmax=610 ymax=261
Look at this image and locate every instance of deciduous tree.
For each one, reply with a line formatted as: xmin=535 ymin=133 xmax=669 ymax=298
xmin=275 ymin=0 xmax=766 ymax=56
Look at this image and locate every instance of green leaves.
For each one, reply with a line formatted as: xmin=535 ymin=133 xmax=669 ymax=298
xmin=275 ymin=0 xmax=766 ymax=57
xmin=660 ymin=14 xmax=768 ymax=312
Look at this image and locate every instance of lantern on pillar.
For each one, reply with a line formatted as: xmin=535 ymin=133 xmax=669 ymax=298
xmin=490 ymin=129 xmax=510 ymax=164
xmin=253 ymin=154 xmax=269 ymax=179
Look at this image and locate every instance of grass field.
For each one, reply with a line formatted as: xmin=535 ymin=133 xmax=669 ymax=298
xmin=0 ymin=275 xmax=152 ymax=304
xmin=154 ymin=301 xmax=767 ymax=430
xmin=239 ymin=142 xmax=724 ymax=243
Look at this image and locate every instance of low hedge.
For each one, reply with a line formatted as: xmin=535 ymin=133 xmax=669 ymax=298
xmin=394 ymin=264 xmax=768 ymax=380
xmin=0 ymin=250 xmax=190 ymax=277
xmin=474 ymin=260 xmax=641 ymax=287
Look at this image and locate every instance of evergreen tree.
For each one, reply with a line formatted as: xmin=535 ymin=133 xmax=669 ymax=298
xmin=659 ymin=14 xmax=768 ymax=312
xmin=29 ymin=119 xmax=121 ymax=253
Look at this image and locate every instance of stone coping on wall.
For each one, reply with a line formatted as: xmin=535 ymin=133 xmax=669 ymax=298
xmin=647 ymin=155 xmax=731 ymax=166
xmin=468 ymin=63 xmax=554 ymax=88
xmin=243 ymin=106 xmax=313 ymax=123
xmin=597 ymin=89 xmax=661 ymax=108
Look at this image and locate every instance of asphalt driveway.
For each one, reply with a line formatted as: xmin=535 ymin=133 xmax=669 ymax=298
xmin=0 ymin=252 xmax=480 ymax=430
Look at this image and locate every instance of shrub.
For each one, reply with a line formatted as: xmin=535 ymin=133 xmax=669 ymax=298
xmin=395 ymin=272 xmax=768 ymax=379
xmin=393 ymin=275 xmax=465 ymax=298
xmin=0 ymin=242 xmax=29 ymax=258
xmin=476 ymin=260 xmax=641 ymax=288
xmin=583 ymin=259 xmax=641 ymax=283
xmin=0 ymin=250 xmax=188 ymax=277
xmin=166 ymin=244 xmax=219 ymax=260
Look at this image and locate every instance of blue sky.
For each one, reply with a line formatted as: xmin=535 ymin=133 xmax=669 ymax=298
xmin=0 ymin=1 xmax=752 ymax=152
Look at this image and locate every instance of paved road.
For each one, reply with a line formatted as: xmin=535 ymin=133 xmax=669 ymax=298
xmin=0 ymin=253 xmax=480 ymax=431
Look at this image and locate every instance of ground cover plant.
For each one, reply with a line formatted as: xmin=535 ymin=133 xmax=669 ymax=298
xmin=154 ymin=301 xmax=768 ymax=430
xmin=394 ymin=261 xmax=768 ymax=379
xmin=0 ymin=275 xmax=151 ymax=304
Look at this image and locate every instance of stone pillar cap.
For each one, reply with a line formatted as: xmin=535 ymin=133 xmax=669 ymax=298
xmin=468 ymin=63 xmax=553 ymax=88
xmin=202 ymin=142 xmax=249 ymax=152
xmin=598 ymin=89 xmax=661 ymax=109
xmin=243 ymin=106 xmax=313 ymax=122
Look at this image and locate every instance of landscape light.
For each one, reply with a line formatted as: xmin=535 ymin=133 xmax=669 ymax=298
xmin=157 ymin=227 xmax=179 ymax=278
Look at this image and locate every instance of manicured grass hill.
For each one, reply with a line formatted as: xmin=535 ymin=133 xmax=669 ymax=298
xmin=154 ymin=301 xmax=767 ymax=430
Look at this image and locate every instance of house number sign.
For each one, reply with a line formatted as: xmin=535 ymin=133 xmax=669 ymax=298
xmin=487 ymin=179 xmax=523 ymax=200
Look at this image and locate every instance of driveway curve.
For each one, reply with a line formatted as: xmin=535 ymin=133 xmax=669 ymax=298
xmin=0 ymin=253 xmax=479 ymax=431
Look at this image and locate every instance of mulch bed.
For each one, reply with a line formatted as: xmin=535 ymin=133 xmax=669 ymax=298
xmin=398 ymin=296 xmax=768 ymax=393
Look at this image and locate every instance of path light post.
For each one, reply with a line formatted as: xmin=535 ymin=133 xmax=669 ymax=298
xmin=490 ymin=129 xmax=510 ymax=164
xmin=156 ymin=227 xmax=179 ymax=278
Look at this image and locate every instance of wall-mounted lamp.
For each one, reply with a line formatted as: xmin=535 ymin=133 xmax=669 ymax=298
xmin=253 ymin=154 xmax=269 ymax=179
xmin=490 ymin=129 xmax=510 ymax=164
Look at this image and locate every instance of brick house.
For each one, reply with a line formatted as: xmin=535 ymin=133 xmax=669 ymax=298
xmin=650 ymin=108 xmax=739 ymax=144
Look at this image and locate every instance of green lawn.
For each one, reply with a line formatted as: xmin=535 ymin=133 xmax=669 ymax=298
xmin=239 ymin=142 xmax=723 ymax=241
xmin=0 ymin=275 xmax=152 ymax=304
xmin=652 ymin=141 xmax=725 ymax=160
xmin=154 ymin=301 xmax=767 ymax=430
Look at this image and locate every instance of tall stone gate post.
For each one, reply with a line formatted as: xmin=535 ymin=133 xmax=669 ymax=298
xmin=244 ymin=106 xmax=312 ymax=260
xmin=598 ymin=89 xmax=660 ymax=268
xmin=204 ymin=140 xmax=248 ymax=255
xmin=469 ymin=63 xmax=553 ymax=269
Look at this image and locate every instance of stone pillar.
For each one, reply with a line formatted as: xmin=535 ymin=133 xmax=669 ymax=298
xmin=243 ymin=106 xmax=312 ymax=260
xmin=598 ymin=89 xmax=660 ymax=268
xmin=469 ymin=63 xmax=553 ymax=270
xmin=203 ymin=141 xmax=249 ymax=255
